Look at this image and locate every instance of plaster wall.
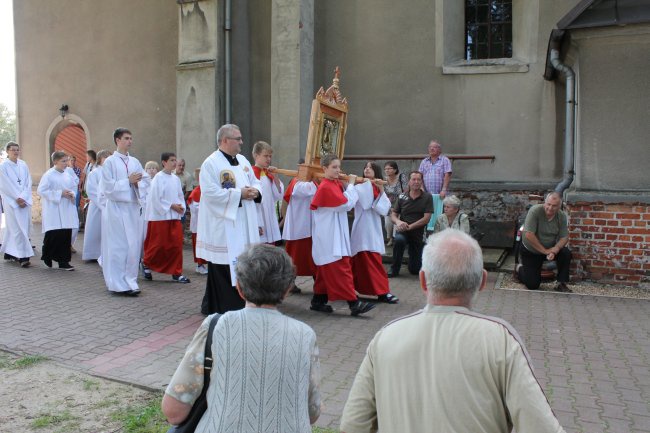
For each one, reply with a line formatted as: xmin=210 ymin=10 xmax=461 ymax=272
xmin=313 ymin=0 xmax=583 ymax=183
xmin=570 ymin=25 xmax=650 ymax=192
xmin=13 ymin=0 xmax=178 ymax=180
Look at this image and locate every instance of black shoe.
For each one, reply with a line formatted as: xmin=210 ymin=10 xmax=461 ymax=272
xmin=378 ymin=293 xmax=399 ymax=304
xmin=58 ymin=263 xmax=75 ymax=271
xmin=43 ymin=258 xmax=53 ymax=268
xmin=172 ymin=275 xmax=191 ymax=284
xmin=290 ymin=285 xmax=302 ymax=294
xmin=310 ymin=303 xmax=333 ymax=313
xmin=19 ymin=259 xmax=31 ymax=268
xmin=141 ymin=262 xmax=152 ymax=280
xmin=350 ymin=301 xmax=376 ymax=316
xmin=4 ymin=253 xmax=16 ymax=261
xmin=554 ymin=282 xmax=572 ymax=293
xmin=127 ymin=289 xmax=141 ymax=297
xmin=387 ymin=271 xmax=398 ymax=278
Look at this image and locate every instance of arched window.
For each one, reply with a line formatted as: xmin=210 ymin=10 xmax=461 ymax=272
xmin=465 ymin=0 xmax=512 ymax=60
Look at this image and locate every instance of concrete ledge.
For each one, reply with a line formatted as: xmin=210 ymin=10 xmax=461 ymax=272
xmin=176 ymin=60 xmax=215 ymax=71
xmin=566 ymin=190 xmax=650 ymax=204
xmin=451 ymin=181 xmax=557 ymax=192
xmin=443 ymin=59 xmax=529 ymax=75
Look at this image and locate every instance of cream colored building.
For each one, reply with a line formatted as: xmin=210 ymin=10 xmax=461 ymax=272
xmin=13 ymin=0 xmax=650 ymax=283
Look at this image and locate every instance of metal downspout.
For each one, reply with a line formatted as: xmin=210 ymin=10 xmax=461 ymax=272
xmin=224 ymin=0 xmax=232 ymax=124
xmin=550 ymin=48 xmax=576 ymax=194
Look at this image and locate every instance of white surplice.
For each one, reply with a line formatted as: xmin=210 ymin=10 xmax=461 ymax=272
xmin=82 ymin=166 xmax=104 ymax=260
xmin=65 ymin=166 xmax=81 ymax=245
xmin=282 ymin=181 xmax=316 ymax=241
xmin=255 ymin=172 xmax=284 ymax=243
xmin=100 ymin=151 xmax=145 ymax=293
xmin=351 ymin=181 xmax=391 ymax=256
xmin=189 ymin=200 xmax=199 ymax=234
xmin=311 ymin=184 xmax=358 ymax=266
xmin=144 ymin=171 xmax=185 ymax=222
xmin=0 ymin=159 xmax=34 ymax=259
xmin=37 ymin=167 xmax=80 ymax=232
xmin=196 ymin=151 xmax=261 ymax=281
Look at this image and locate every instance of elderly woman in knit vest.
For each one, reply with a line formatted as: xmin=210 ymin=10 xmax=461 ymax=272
xmin=433 ymin=195 xmax=471 ymax=234
xmin=162 ymin=244 xmax=321 ymax=432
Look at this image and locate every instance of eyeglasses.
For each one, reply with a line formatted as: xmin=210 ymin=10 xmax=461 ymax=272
xmin=227 ymin=136 xmax=243 ymax=142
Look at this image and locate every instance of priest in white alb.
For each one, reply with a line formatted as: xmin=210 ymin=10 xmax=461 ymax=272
xmin=82 ymin=149 xmax=110 ymax=261
xmin=100 ymin=128 xmax=146 ymax=296
xmin=0 ymin=141 xmax=34 ymax=267
xmin=196 ymin=124 xmax=262 ymax=315
xmin=37 ymin=151 xmax=79 ymax=270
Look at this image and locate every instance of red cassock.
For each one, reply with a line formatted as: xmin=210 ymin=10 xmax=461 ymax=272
xmin=144 ymin=220 xmax=184 ymax=275
xmin=352 ymin=251 xmax=389 ymax=296
xmin=310 ymin=179 xmax=357 ymax=302
xmin=285 ymin=238 xmax=316 ymax=276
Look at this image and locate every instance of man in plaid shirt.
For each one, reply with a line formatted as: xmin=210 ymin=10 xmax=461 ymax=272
xmin=418 ymin=140 xmax=452 ymax=198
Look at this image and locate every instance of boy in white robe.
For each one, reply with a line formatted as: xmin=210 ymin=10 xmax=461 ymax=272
xmin=310 ymin=154 xmax=375 ymax=316
xmin=196 ymin=124 xmax=262 ymax=315
xmin=100 ymin=128 xmax=146 ymax=296
xmin=251 ymin=141 xmax=284 ymax=244
xmin=0 ymin=142 xmax=34 ymax=267
xmin=37 ymin=151 xmax=79 ymax=270
xmin=143 ymin=152 xmax=190 ymax=283
xmin=187 ymin=168 xmax=208 ymax=274
xmin=82 ymin=149 xmax=110 ymax=261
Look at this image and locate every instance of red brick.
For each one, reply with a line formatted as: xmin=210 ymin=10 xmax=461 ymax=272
xmin=629 ymin=262 xmax=643 ymax=269
xmin=602 ymin=227 xmax=625 ymax=234
xmin=582 ymin=218 xmax=594 ymax=225
xmin=594 ymin=233 xmax=605 ymax=239
xmin=591 ymin=212 xmax=614 ymax=219
xmin=595 ymin=219 xmax=607 ymax=225
xmin=616 ymin=213 xmax=641 ymax=220
xmin=618 ymin=249 xmax=630 ymax=255
xmin=634 ymin=220 xmax=648 ymax=227
xmin=632 ymin=236 xmax=644 ymax=242
xmin=605 ymin=205 xmax=631 ymax=212
xmin=644 ymin=213 xmax=650 ymax=220
xmin=613 ymin=242 xmax=637 ymax=248
xmin=619 ymin=235 xmax=631 ymax=241
xmin=630 ymin=249 xmax=644 ymax=256
xmin=621 ymin=220 xmax=633 ymax=226
xmin=592 ymin=260 xmax=605 ymax=267
xmin=606 ymin=220 xmax=619 ymax=226
xmin=627 ymin=228 xmax=648 ymax=234
xmin=606 ymin=234 xmax=618 ymax=241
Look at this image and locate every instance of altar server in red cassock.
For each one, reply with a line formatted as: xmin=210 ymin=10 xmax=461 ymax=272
xmin=143 ymin=152 xmax=190 ymax=284
xmin=310 ymin=154 xmax=375 ymax=316
xmin=282 ymin=177 xmax=317 ymax=277
xmin=187 ymin=168 xmax=207 ymax=275
xmin=251 ymin=141 xmax=284 ymax=244
xmin=351 ymin=162 xmax=399 ymax=304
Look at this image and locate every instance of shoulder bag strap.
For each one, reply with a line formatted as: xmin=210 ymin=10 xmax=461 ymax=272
xmin=202 ymin=314 xmax=221 ymax=388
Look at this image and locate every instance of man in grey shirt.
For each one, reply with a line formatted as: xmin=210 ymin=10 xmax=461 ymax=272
xmin=517 ymin=191 xmax=572 ymax=292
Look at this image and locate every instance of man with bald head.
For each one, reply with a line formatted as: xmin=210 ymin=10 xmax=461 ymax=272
xmin=341 ymin=230 xmax=565 ymax=433
xmin=517 ymin=191 xmax=572 ymax=292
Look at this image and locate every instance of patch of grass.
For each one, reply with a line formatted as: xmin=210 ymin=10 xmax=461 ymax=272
xmin=313 ymin=427 xmax=339 ymax=433
xmin=83 ymin=378 xmax=100 ymax=391
xmin=31 ymin=410 xmax=78 ymax=429
xmin=91 ymin=398 xmax=120 ymax=410
xmin=13 ymin=355 xmax=48 ymax=369
xmin=111 ymin=394 xmax=168 ymax=433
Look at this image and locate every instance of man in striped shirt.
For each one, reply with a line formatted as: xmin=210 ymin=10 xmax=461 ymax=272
xmin=418 ymin=140 xmax=452 ymax=198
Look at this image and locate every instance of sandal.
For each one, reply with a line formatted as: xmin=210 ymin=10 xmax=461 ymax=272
xmin=310 ymin=303 xmax=333 ymax=313
xmin=378 ymin=293 xmax=399 ymax=304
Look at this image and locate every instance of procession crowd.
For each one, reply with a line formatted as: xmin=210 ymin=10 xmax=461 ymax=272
xmin=0 ymin=125 xmax=571 ymax=432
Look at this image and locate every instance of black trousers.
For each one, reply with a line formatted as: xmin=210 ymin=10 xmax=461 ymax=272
xmin=41 ymin=229 xmax=72 ymax=264
xmin=518 ymin=246 xmax=571 ymax=290
xmin=201 ymin=262 xmax=245 ymax=315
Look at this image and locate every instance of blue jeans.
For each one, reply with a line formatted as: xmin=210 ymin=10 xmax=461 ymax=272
xmin=390 ymin=231 xmax=424 ymax=275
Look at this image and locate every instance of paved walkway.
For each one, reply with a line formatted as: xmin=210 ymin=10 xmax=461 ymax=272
xmin=1 ymin=228 xmax=649 ymax=432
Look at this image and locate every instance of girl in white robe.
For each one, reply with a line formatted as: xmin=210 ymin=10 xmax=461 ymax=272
xmin=82 ymin=150 xmax=110 ymax=261
xmin=37 ymin=152 xmax=79 ymax=270
xmin=351 ymin=162 xmax=398 ymax=303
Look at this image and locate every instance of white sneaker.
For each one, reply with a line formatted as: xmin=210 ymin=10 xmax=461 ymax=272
xmin=196 ymin=265 xmax=208 ymax=275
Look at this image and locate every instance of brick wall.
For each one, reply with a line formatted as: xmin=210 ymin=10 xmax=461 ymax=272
xmin=567 ymin=202 xmax=650 ymax=284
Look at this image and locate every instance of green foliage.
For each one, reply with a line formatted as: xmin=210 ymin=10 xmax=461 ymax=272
xmin=13 ymin=355 xmax=48 ymax=369
xmin=82 ymin=378 xmax=100 ymax=391
xmin=31 ymin=410 xmax=78 ymax=428
xmin=0 ymin=103 xmax=16 ymax=145
xmin=111 ymin=394 xmax=169 ymax=433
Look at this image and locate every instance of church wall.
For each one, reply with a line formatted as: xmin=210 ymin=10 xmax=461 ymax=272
xmin=13 ymin=0 xmax=178 ymax=179
xmin=313 ymin=0 xmax=583 ymax=185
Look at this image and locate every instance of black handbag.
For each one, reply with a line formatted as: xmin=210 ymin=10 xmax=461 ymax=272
xmin=167 ymin=313 xmax=221 ymax=433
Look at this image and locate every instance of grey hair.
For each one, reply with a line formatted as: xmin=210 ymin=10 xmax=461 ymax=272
xmin=217 ymin=124 xmax=240 ymax=145
xmin=235 ymin=244 xmax=296 ymax=306
xmin=442 ymin=195 xmax=461 ymax=209
xmin=545 ymin=191 xmax=562 ymax=203
xmin=421 ymin=229 xmax=483 ymax=301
